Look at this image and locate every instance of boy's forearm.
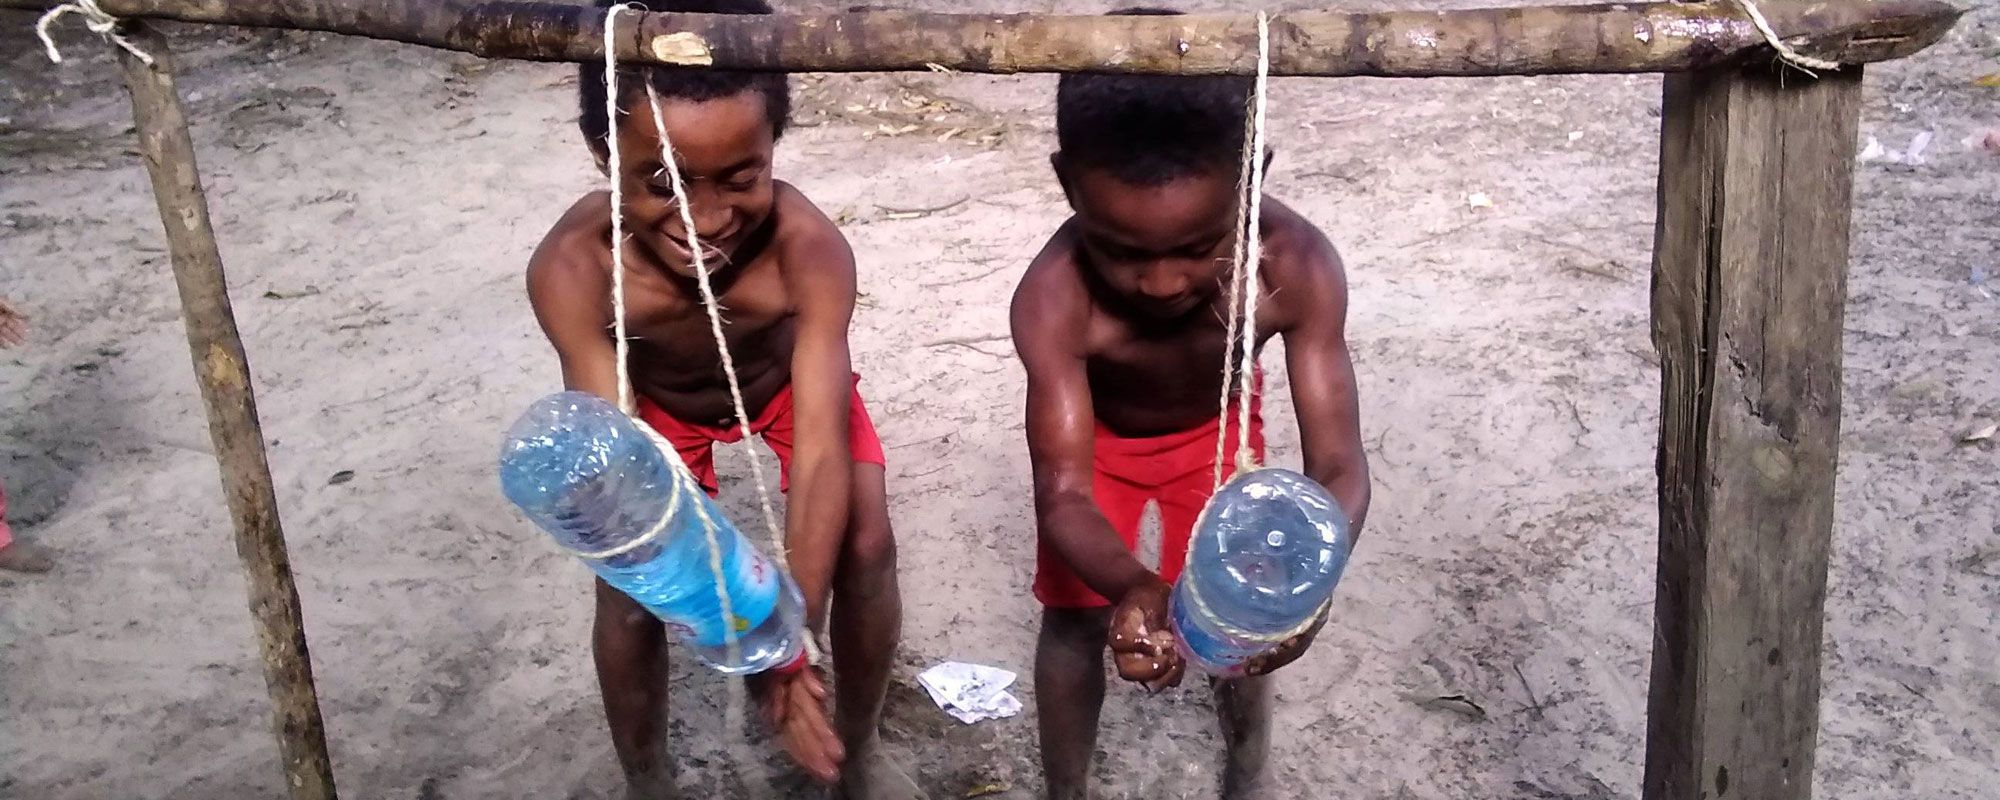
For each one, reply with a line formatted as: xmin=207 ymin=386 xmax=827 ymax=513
xmin=1041 ymin=493 xmax=1160 ymax=602
xmin=1307 ymin=455 xmax=1371 ymax=541
xmin=783 ymin=451 xmax=849 ymax=631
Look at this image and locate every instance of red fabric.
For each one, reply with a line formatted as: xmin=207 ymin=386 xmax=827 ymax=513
xmin=634 ymin=374 xmax=885 ymax=497
xmin=1033 ymin=391 xmax=1266 ymax=609
xmin=0 ymin=479 xmax=11 ymax=550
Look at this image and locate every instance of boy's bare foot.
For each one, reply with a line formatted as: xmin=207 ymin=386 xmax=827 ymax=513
xmin=839 ymin=738 xmax=926 ymax=800
xmin=623 ymin=767 xmax=679 ymax=800
xmin=0 ymin=541 xmax=54 ymax=574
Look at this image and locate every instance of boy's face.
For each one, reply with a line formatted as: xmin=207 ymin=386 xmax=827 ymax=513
xmin=610 ymin=91 xmax=777 ymax=278
xmin=1059 ymin=161 xmax=1240 ymax=321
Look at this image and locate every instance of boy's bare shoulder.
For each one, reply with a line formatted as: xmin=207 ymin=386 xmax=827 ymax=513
xmin=771 ymin=180 xmax=855 ymax=275
xmin=1261 ymin=200 xmax=1343 ymax=279
xmin=527 ymin=193 xmax=612 ymax=308
xmin=1010 ymin=222 xmax=1091 ymax=340
xmin=530 ymin=193 xmax=610 ymax=273
xmin=1259 ymin=200 xmax=1347 ymax=317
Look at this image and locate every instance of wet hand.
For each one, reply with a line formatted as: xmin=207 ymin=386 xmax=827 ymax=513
xmin=1108 ymin=579 xmax=1184 ymax=691
xmin=1243 ymin=607 xmax=1328 ymax=677
xmin=749 ymin=663 xmax=845 ymax=783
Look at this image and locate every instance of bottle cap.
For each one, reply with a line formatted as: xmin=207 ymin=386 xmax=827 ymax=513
xmin=771 ymin=651 xmax=808 ymax=676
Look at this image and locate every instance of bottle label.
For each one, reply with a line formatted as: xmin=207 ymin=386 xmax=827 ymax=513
xmin=655 ymin=544 xmax=782 ymax=648
xmin=1171 ymin=597 xmax=1242 ymax=674
xmin=1170 ymin=581 xmax=1277 ymax=676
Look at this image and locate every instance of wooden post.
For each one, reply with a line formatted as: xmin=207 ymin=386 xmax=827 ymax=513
xmin=1645 ymin=62 xmax=1862 ymax=800
xmin=113 ymin=23 xmax=338 ymax=800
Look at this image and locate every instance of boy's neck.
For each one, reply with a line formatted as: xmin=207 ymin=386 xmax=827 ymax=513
xmin=1073 ymin=248 xmax=1227 ymax=336
xmin=624 ymin=208 xmax=781 ymax=291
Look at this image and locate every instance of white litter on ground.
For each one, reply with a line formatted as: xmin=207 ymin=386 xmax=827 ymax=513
xmin=916 ymin=661 xmax=1022 ymax=724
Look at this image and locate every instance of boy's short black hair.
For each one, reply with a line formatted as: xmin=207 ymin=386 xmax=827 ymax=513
xmin=1055 ymin=7 xmax=1252 ymax=185
xmin=579 ymin=0 xmax=791 ymax=156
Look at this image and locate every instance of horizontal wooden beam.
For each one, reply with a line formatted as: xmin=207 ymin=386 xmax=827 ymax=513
xmin=5 ymin=0 xmax=1961 ymax=77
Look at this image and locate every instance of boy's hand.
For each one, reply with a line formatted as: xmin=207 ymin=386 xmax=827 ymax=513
xmin=1108 ymin=579 xmax=1184 ymax=691
xmin=1242 ymin=605 xmax=1330 ymax=676
xmin=749 ymin=664 xmax=846 ymax=784
xmin=0 ymin=298 xmax=27 ymax=349
xmin=1243 ymin=631 xmax=1313 ymax=677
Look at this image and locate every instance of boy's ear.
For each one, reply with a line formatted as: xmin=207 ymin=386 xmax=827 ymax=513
xmin=1050 ymin=151 xmax=1079 ymax=210
xmin=591 ymin=145 xmax=610 ymax=177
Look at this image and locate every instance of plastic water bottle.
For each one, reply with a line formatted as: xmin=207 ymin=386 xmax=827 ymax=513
xmin=1171 ymin=468 xmax=1352 ymax=676
xmin=499 ymin=391 xmax=806 ymax=674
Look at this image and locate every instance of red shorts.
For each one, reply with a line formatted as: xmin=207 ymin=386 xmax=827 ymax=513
xmin=1033 ymin=394 xmax=1266 ymax=609
xmin=0 ymin=480 xmax=11 ymax=549
xmin=634 ymin=374 xmax=886 ymax=497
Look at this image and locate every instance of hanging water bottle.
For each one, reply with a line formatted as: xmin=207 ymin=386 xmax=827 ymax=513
xmin=499 ymin=391 xmax=807 ymax=674
xmin=1171 ymin=468 xmax=1352 ymax=676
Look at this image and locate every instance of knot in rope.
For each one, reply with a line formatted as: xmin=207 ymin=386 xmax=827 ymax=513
xmin=35 ymin=0 xmax=155 ymax=65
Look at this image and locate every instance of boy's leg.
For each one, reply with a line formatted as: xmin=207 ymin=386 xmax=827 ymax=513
xmin=828 ymin=462 xmax=923 ymax=799
xmin=1156 ymin=411 xmax=1270 ymax=798
xmin=593 ymin=579 xmax=678 ymax=800
xmin=1036 ymin=605 xmax=1112 ymax=800
xmin=1213 ymin=675 xmax=1273 ymax=799
xmin=1033 ymin=436 xmax=1147 ymax=800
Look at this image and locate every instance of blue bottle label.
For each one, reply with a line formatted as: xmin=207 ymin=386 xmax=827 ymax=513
xmin=1170 ymin=582 xmax=1269 ymax=676
xmin=653 ymin=544 xmax=782 ymax=648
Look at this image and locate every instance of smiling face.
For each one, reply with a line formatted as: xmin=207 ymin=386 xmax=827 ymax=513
xmin=1060 ymin=159 xmax=1241 ymax=321
xmin=609 ymin=90 xmax=777 ymax=277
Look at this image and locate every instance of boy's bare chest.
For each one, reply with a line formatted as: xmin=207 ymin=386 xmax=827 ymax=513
xmin=621 ymin=267 xmax=795 ymax=380
xmin=1084 ymin=312 xmax=1244 ymax=433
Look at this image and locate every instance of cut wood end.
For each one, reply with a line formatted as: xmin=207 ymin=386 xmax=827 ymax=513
xmin=203 ymin=343 xmax=246 ymax=390
xmin=650 ymin=32 xmax=714 ymax=65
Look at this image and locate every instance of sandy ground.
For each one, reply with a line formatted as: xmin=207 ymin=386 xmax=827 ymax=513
xmin=2 ymin=1 xmax=1997 ymax=797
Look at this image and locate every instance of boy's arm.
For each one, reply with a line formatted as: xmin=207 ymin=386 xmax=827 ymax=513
xmin=1012 ymin=266 xmax=1156 ymax=603
xmin=780 ymin=220 xmax=857 ymax=633
xmin=1282 ymin=237 xmax=1372 ymax=537
xmin=526 ymin=232 xmax=620 ymax=400
xmin=1013 ymin=259 xmax=1184 ymax=690
xmin=1234 ymin=231 xmax=1370 ymax=680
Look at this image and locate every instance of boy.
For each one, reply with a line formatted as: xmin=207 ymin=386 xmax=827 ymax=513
xmin=526 ymin=2 xmax=920 ymax=798
xmin=1009 ymin=10 xmax=1372 ymax=799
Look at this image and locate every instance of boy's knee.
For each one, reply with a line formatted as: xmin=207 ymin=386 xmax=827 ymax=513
xmin=840 ymin=519 xmax=898 ymax=580
xmin=594 ymin=582 xmax=661 ymax=637
xmin=1039 ymin=606 xmax=1111 ymax=645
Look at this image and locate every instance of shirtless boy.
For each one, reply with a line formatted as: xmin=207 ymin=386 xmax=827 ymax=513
xmin=525 ymin=1 xmax=918 ymax=797
xmin=1009 ymin=10 xmax=1373 ymax=798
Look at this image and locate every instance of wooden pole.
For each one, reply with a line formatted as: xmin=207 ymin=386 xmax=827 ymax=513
xmin=113 ymin=22 xmax=338 ymax=800
xmin=3 ymin=0 xmax=1961 ymax=77
xmin=1645 ymin=62 xmax=1862 ymax=800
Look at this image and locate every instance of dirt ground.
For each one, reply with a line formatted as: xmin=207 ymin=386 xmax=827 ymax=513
xmin=2 ymin=1 xmax=1996 ymax=797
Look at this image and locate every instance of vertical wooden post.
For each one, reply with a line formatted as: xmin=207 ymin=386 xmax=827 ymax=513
xmin=113 ymin=23 xmax=338 ymax=800
xmin=1645 ymin=62 xmax=1862 ymax=800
